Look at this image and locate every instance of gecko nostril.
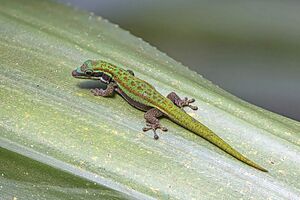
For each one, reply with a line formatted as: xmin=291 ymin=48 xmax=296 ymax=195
xmin=72 ymin=70 xmax=78 ymax=77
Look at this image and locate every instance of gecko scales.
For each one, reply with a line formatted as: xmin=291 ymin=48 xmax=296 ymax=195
xmin=72 ymin=60 xmax=268 ymax=172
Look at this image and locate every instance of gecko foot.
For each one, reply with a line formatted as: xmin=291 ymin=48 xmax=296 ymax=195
xmin=91 ymin=88 xmax=105 ymax=96
xmin=178 ymin=97 xmax=198 ymax=110
xmin=167 ymin=92 xmax=198 ymax=110
xmin=143 ymin=123 xmax=168 ymax=140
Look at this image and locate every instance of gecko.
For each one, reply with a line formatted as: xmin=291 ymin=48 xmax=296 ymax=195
xmin=72 ymin=60 xmax=268 ymax=172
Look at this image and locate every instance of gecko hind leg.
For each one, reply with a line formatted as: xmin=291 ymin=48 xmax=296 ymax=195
xmin=167 ymin=92 xmax=198 ymax=110
xmin=143 ymin=108 xmax=168 ymax=139
xmin=143 ymin=92 xmax=198 ymax=139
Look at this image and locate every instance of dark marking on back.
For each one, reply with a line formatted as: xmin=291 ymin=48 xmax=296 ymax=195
xmin=115 ymin=88 xmax=152 ymax=111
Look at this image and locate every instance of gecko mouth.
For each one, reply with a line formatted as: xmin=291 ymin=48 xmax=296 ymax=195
xmin=72 ymin=70 xmax=102 ymax=80
xmin=71 ymin=70 xmax=87 ymax=78
xmin=72 ymin=70 xmax=81 ymax=77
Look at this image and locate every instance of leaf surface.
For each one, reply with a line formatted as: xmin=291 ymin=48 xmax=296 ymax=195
xmin=0 ymin=0 xmax=300 ymax=199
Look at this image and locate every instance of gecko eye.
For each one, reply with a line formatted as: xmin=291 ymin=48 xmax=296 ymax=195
xmin=85 ymin=69 xmax=93 ymax=75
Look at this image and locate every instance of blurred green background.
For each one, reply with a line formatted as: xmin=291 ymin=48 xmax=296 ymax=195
xmin=56 ymin=0 xmax=300 ymax=121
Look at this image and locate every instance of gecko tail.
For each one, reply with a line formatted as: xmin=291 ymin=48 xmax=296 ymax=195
xmin=215 ymin=139 xmax=268 ymax=172
xmin=191 ymin=122 xmax=268 ymax=172
xmin=207 ymin=134 xmax=269 ymax=172
xmin=167 ymin=108 xmax=268 ymax=172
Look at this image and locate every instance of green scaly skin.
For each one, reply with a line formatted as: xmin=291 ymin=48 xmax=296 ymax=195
xmin=72 ymin=60 xmax=268 ymax=172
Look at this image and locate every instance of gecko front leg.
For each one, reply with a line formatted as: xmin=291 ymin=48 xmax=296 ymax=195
xmin=143 ymin=92 xmax=198 ymax=139
xmin=91 ymin=82 xmax=117 ymax=97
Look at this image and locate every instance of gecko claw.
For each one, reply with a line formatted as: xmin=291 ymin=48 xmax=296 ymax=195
xmin=91 ymin=88 xmax=104 ymax=96
xmin=187 ymin=98 xmax=195 ymax=103
xmin=143 ymin=123 xmax=168 ymax=139
xmin=178 ymin=97 xmax=198 ymax=110
xmin=189 ymin=105 xmax=198 ymax=110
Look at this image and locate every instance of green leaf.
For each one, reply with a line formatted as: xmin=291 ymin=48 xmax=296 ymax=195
xmin=0 ymin=147 xmax=134 ymax=200
xmin=0 ymin=0 xmax=299 ymax=199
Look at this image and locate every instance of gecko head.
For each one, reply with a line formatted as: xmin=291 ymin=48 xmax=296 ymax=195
xmin=72 ymin=60 xmax=113 ymax=84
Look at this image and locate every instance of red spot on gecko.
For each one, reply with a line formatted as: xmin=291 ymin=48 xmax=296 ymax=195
xmin=131 ymin=81 xmax=136 ymax=86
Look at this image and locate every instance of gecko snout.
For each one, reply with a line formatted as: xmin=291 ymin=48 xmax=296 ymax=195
xmin=72 ymin=70 xmax=79 ymax=77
